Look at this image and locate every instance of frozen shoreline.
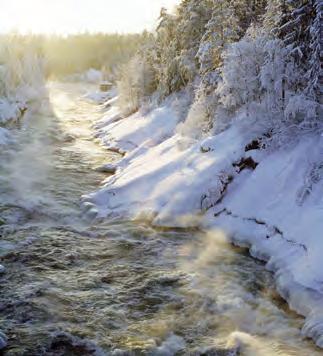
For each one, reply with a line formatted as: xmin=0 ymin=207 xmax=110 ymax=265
xmin=84 ymin=93 xmax=323 ymax=348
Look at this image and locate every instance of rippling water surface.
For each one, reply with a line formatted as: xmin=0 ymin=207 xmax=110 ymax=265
xmin=0 ymin=82 xmax=320 ymax=355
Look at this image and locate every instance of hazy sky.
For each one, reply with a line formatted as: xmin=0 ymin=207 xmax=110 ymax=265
xmin=0 ymin=0 xmax=180 ymax=34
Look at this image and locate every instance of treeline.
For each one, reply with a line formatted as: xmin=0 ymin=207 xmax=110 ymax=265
xmin=119 ymin=0 xmax=322 ymax=142
xmin=1 ymin=32 xmax=143 ymax=79
xmin=41 ymin=33 xmax=144 ymax=78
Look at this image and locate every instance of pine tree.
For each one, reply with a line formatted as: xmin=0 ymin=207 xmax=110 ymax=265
xmin=154 ymin=8 xmax=180 ymax=96
xmin=263 ymin=0 xmax=287 ymax=35
xmin=232 ymin=0 xmax=268 ymax=33
xmin=176 ymin=0 xmax=213 ymax=51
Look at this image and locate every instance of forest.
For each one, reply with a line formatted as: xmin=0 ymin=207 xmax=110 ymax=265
xmin=0 ymin=0 xmax=323 ymax=353
xmin=42 ymin=33 xmax=143 ymax=78
xmin=0 ymin=32 xmax=141 ymax=125
xmin=118 ymin=0 xmax=321 ymax=142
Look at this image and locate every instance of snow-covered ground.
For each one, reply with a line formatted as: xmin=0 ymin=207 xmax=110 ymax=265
xmin=0 ymin=99 xmax=23 ymax=126
xmin=83 ymin=93 xmax=323 ymax=348
xmin=0 ymin=99 xmax=26 ymax=145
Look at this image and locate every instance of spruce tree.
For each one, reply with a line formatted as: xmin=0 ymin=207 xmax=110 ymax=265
xmin=197 ymin=0 xmax=241 ymax=72
xmin=280 ymin=0 xmax=322 ymax=118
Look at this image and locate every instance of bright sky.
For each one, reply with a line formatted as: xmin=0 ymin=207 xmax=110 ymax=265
xmin=0 ymin=0 xmax=180 ymax=34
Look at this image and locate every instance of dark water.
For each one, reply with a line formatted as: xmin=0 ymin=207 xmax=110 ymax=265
xmin=0 ymin=83 xmax=320 ymax=355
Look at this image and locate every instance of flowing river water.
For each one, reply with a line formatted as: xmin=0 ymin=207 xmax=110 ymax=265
xmin=0 ymin=82 xmax=321 ymax=355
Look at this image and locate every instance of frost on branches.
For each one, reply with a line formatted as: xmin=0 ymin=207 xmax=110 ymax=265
xmin=0 ymin=36 xmax=45 ymax=128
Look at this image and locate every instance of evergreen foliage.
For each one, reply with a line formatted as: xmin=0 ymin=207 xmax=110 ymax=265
xmin=111 ymin=0 xmax=323 ymax=140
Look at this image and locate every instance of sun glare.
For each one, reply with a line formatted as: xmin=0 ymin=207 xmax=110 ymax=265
xmin=0 ymin=0 xmax=180 ymax=34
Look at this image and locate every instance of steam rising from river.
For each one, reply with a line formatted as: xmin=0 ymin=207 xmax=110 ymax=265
xmin=0 ymin=83 xmax=320 ymax=354
xmin=3 ymin=82 xmax=109 ymax=222
xmin=7 ymin=107 xmax=54 ymax=210
xmin=177 ymin=229 xmax=314 ymax=355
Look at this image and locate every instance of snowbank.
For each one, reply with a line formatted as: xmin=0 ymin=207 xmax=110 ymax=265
xmin=84 ymin=97 xmax=323 ymax=347
xmin=93 ymin=94 xmax=189 ymax=153
xmin=203 ymin=135 xmax=323 ymax=347
xmin=0 ymin=98 xmax=28 ymax=127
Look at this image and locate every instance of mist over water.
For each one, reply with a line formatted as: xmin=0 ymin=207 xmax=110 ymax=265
xmin=6 ymin=110 xmax=54 ymax=210
xmin=0 ymin=82 xmax=320 ymax=355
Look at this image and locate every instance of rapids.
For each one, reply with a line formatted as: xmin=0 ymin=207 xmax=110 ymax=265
xmin=0 ymin=82 xmax=320 ymax=355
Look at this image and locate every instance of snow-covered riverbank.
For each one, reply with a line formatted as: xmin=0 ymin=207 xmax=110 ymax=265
xmin=83 ymin=94 xmax=323 ymax=348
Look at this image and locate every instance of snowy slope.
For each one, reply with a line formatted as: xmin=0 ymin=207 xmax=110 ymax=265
xmin=204 ymin=135 xmax=323 ymax=348
xmin=85 ymin=97 xmax=323 ymax=347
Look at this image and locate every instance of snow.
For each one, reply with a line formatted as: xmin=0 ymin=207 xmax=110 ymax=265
xmin=94 ymin=95 xmax=186 ymax=153
xmin=0 ymin=99 xmax=21 ymax=125
xmin=203 ymin=135 xmax=323 ymax=347
xmin=85 ymin=95 xmax=323 ymax=347
xmin=0 ymin=127 xmax=12 ymax=145
xmin=208 ymin=135 xmax=323 ymax=289
xmin=0 ymin=86 xmax=44 ymax=144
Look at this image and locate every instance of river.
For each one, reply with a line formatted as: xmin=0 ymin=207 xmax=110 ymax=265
xmin=0 ymin=82 xmax=320 ymax=355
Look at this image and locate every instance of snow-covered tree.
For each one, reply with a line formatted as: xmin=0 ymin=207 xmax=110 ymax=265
xmin=117 ymin=54 xmax=155 ymax=115
xmin=153 ymin=8 xmax=181 ymax=96
xmin=197 ymin=0 xmax=240 ymax=72
xmin=176 ymin=0 xmax=212 ymax=53
xmin=279 ymin=0 xmax=322 ymax=124
xmin=216 ymin=35 xmax=266 ymax=117
xmin=232 ymin=0 xmax=268 ymax=33
xmin=263 ymin=0 xmax=287 ymax=35
xmin=0 ymin=37 xmax=44 ymax=100
xmin=306 ymin=0 xmax=322 ymax=107
xmin=178 ymin=74 xmax=220 ymax=138
xmin=0 ymin=36 xmax=45 ymax=126
xmin=116 ymin=0 xmax=321 ymax=140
